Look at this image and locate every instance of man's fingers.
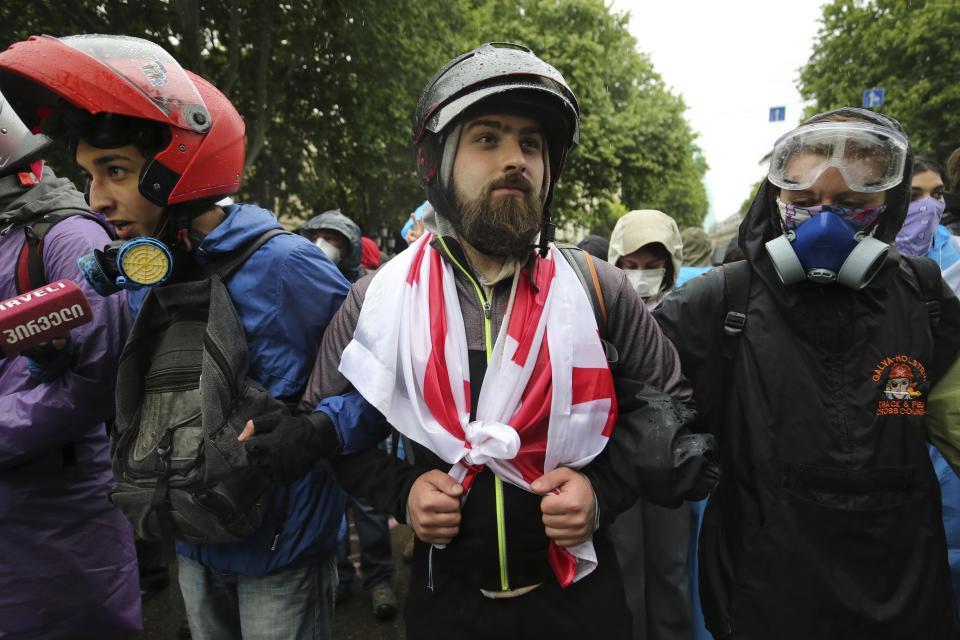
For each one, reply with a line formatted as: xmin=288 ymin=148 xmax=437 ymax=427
xmin=420 ymin=470 xmax=464 ymax=498
xmin=531 ymin=467 xmax=574 ymax=494
xmin=417 ymin=528 xmax=459 ymax=545
xmin=544 ymin=527 xmax=590 ymax=547
xmin=540 ymin=492 xmax=584 ymax=516
xmin=238 ymin=420 xmax=256 ymax=442
xmin=417 ymin=510 xmax=461 ymax=528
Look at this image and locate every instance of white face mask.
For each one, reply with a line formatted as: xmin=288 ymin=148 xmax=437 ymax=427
xmin=315 ymin=237 xmax=341 ymax=264
xmin=625 ymin=268 xmax=666 ymax=300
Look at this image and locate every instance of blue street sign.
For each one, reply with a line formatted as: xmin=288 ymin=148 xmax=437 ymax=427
xmin=769 ymin=106 xmax=786 ymax=122
xmin=863 ymin=88 xmax=885 ymax=108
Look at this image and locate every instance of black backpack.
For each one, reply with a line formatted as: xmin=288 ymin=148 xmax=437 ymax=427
xmin=109 ymin=228 xmax=292 ymax=544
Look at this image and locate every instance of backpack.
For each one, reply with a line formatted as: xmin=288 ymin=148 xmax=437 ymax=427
xmin=109 ymin=228 xmax=291 ymax=544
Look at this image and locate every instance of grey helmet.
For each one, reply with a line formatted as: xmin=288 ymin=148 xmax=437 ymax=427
xmin=0 ymin=87 xmax=50 ymax=178
xmin=412 ymin=43 xmax=580 ymax=256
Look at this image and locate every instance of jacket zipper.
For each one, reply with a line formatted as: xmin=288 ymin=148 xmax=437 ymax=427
xmin=436 ymin=236 xmax=509 ymax=591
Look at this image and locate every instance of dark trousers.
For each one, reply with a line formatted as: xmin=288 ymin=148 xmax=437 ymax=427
xmin=405 ymin=532 xmax=631 ymax=640
xmin=337 ymin=494 xmax=395 ymax=592
xmin=609 ymin=498 xmax=693 ymax=640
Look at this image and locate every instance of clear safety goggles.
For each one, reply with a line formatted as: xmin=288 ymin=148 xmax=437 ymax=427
xmin=768 ymin=122 xmax=907 ymax=193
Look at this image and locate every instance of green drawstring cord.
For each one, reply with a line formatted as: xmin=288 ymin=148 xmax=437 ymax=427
xmin=436 ymin=236 xmax=509 ymax=591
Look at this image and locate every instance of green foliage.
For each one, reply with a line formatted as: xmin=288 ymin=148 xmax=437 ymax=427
xmin=3 ymin=0 xmax=707 ymax=239
xmin=462 ymin=0 xmax=707 ymax=231
xmin=799 ymin=0 xmax=960 ymax=162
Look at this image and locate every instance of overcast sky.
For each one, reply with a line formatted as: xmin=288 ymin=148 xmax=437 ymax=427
xmin=610 ymin=0 xmax=827 ymax=225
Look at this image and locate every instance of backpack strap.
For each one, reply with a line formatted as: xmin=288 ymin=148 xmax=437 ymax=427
xmin=902 ymin=254 xmax=943 ymax=329
xmin=556 ymin=243 xmax=618 ymax=366
xmin=721 ymin=260 xmax=751 ymax=362
xmin=207 ymin=228 xmax=290 ymax=280
xmin=14 ymin=208 xmax=114 ymax=293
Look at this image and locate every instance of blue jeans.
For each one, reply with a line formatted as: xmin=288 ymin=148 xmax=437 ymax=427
xmin=178 ymin=554 xmax=336 ymax=640
xmin=337 ymin=495 xmax=395 ymax=592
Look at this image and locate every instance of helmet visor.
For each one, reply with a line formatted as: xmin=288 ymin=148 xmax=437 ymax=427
xmin=59 ymin=35 xmax=209 ymax=132
xmin=768 ymin=122 xmax=907 ymax=193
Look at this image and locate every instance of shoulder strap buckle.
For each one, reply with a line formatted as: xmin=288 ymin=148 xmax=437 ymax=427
xmin=723 ymin=311 xmax=747 ymax=336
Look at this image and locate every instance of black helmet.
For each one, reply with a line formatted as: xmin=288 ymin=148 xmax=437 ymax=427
xmin=0 ymin=87 xmax=50 ymax=179
xmin=412 ymin=42 xmax=580 ymax=255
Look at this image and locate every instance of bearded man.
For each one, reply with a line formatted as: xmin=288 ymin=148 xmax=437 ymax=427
xmin=241 ymin=43 xmax=708 ymax=640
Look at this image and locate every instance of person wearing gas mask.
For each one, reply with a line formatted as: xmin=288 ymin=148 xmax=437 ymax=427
xmin=0 ymin=35 xmax=353 ymax=640
xmin=240 ymin=43 xmax=715 ymax=639
xmin=297 ymin=209 xmax=367 ymax=283
xmin=607 ymin=208 xmax=694 ymax=640
xmin=654 ymin=108 xmax=960 ymax=639
xmin=609 ymin=209 xmax=683 ymax=310
xmin=0 ymin=87 xmax=141 ymax=639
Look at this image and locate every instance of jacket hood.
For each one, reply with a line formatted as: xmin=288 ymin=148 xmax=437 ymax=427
xmin=199 ymin=203 xmax=283 ymax=256
xmin=0 ymin=165 xmax=90 ymax=225
xmin=609 ymin=209 xmax=683 ymax=289
xmin=297 ymin=210 xmax=363 ymax=281
xmin=577 ymin=234 xmax=610 ymax=261
xmin=739 ymin=107 xmax=913 ymax=298
xmin=680 ymin=227 xmax=712 ymax=267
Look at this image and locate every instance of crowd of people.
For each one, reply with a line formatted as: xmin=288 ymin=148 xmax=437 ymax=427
xmin=1 ymin=33 xmax=960 ymax=640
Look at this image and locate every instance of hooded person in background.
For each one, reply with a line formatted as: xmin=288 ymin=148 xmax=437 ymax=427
xmin=680 ymin=227 xmax=712 ymax=267
xmin=655 ymin=108 xmax=960 ymax=639
xmin=297 ymin=209 xmax=399 ymax=618
xmin=576 ymin=234 xmax=609 ymax=261
xmin=609 ymin=209 xmax=683 ymax=309
xmin=678 ymin=227 xmax=713 ymax=288
xmin=297 ymin=209 xmax=366 ymax=283
xmin=607 ymin=208 xmax=694 ymax=640
xmin=0 ymin=88 xmax=141 ymax=638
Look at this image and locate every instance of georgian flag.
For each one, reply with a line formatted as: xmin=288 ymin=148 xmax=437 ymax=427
xmin=339 ymin=233 xmax=616 ymax=586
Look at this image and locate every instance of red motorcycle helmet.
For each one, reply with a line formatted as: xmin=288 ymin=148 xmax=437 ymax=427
xmin=0 ymin=34 xmax=244 ymax=207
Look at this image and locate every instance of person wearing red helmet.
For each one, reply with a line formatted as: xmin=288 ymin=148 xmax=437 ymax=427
xmin=0 ymin=34 xmax=355 ymax=640
xmin=241 ymin=43 xmax=715 ymax=639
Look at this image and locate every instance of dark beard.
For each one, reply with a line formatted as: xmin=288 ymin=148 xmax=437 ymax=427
xmin=451 ymin=174 xmax=542 ymax=258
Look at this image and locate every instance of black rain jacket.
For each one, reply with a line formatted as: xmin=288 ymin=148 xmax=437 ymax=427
xmin=654 ymin=108 xmax=960 ymax=640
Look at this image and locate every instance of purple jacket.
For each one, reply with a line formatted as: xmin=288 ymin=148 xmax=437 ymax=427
xmin=0 ymin=169 xmax=141 ymax=638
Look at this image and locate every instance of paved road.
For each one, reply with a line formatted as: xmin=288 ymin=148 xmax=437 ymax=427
xmin=135 ymin=522 xmax=412 ymax=639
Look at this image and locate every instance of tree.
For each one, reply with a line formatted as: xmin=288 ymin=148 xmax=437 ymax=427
xmin=3 ymin=0 xmax=707 ymax=240
xmin=461 ymin=0 xmax=708 ymax=233
xmin=798 ymin=0 xmax=960 ymax=162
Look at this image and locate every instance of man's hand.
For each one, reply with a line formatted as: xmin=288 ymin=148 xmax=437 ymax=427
xmin=405 ymin=219 xmax=426 ymax=245
xmin=407 ymin=470 xmax=463 ymax=545
xmin=532 ymin=467 xmax=597 ymax=547
xmin=238 ymin=412 xmax=340 ymax=485
xmin=23 ymin=337 xmax=72 ymax=382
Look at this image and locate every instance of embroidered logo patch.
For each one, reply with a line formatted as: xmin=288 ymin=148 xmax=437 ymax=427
xmin=873 ymin=355 xmax=927 ymax=416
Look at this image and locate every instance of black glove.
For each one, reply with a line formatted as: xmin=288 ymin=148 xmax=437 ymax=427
xmin=23 ymin=338 xmax=74 ymax=383
xmin=243 ymin=412 xmax=341 ymax=485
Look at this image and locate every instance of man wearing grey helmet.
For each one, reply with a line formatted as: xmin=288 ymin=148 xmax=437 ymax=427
xmin=243 ymin=42 xmax=717 ymax=639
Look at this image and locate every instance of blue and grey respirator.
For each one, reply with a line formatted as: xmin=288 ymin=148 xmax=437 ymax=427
xmin=77 ymin=236 xmax=174 ymax=296
xmin=765 ymin=200 xmax=890 ymax=290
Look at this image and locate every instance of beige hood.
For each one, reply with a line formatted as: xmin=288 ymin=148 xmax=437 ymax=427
xmin=608 ymin=209 xmax=683 ymax=288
